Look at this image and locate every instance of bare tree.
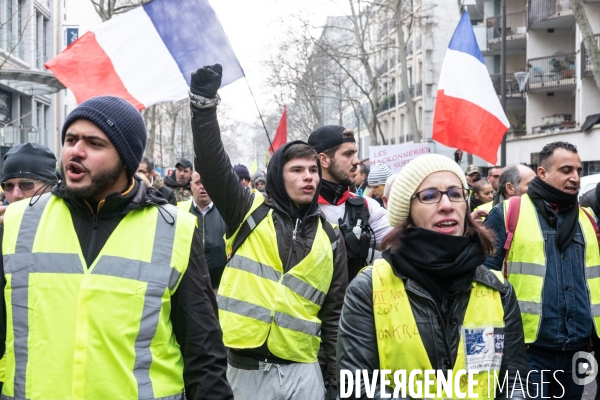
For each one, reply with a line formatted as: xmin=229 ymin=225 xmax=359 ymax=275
xmin=0 ymin=2 xmax=34 ymax=71
xmin=571 ymin=0 xmax=600 ymax=92
xmin=89 ymin=0 xmax=154 ymax=22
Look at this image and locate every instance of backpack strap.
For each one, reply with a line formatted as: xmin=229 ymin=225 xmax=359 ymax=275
xmin=320 ymin=216 xmax=339 ymax=253
xmin=503 ymin=196 xmax=522 ymax=278
xmin=229 ymin=203 xmax=271 ymax=259
xmin=580 ymin=206 xmax=600 ymax=248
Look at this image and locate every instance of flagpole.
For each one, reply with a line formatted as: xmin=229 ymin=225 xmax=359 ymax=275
xmin=500 ymin=0 xmax=507 ymax=167
xmin=244 ymin=78 xmax=273 ymax=149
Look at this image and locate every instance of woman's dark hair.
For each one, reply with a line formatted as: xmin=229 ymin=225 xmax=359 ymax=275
xmin=381 ymin=212 xmax=496 ymax=257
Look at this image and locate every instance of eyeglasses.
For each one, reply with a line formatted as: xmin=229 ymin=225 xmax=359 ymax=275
xmin=1 ymin=180 xmax=41 ymax=192
xmin=411 ymin=188 xmax=469 ymax=204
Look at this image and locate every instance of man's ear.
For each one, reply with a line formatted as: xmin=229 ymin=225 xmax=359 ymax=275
xmin=318 ymin=153 xmax=330 ymax=169
xmin=506 ymin=182 xmax=516 ymax=197
xmin=537 ymin=166 xmax=547 ymax=180
xmin=382 ymin=195 xmax=388 ymax=209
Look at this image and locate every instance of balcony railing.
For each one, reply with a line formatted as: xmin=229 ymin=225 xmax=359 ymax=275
xmin=581 ymin=34 xmax=600 ymax=77
xmin=490 ymin=73 xmax=523 ymax=96
xmin=0 ymin=126 xmax=47 ymax=146
xmin=528 ymin=53 xmax=576 ymax=91
xmin=397 ymin=82 xmax=422 ymax=105
xmin=486 ymin=11 xmax=527 ymax=44
xmin=528 ymin=0 xmax=572 ymax=26
xmin=377 ymin=94 xmax=396 ymax=113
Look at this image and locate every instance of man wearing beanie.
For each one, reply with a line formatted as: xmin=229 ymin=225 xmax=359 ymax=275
xmin=0 ymin=142 xmax=59 ymax=206
xmin=189 ymin=64 xmax=348 ymax=400
xmin=233 ymin=164 xmax=252 ymax=189
xmin=0 ymin=96 xmax=232 ymax=400
xmin=164 ymin=158 xmax=193 ymax=202
xmin=366 ymin=163 xmax=391 ymax=207
xmin=307 ymin=125 xmax=391 ymax=281
xmin=484 ymin=141 xmax=599 ymax=398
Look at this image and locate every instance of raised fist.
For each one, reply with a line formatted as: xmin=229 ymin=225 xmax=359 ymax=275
xmin=190 ymin=64 xmax=223 ymax=98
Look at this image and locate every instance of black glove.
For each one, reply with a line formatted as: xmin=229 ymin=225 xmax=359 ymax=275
xmin=325 ymin=384 xmax=338 ymax=400
xmin=190 ymin=64 xmax=223 ymax=98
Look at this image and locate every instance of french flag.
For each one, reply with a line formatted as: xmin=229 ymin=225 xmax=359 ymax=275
xmin=432 ymin=10 xmax=509 ymax=164
xmin=45 ymin=0 xmax=244 ymax=110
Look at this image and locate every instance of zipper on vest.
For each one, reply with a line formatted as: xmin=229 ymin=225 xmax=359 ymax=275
xmin=285 ymin=218 xmax=300 ymax=269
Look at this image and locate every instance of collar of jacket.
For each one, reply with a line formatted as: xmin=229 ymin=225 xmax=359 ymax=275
xmin=163 ymin=174 xmax=191 ymax=190
xmin=392 ymin=265 xmax=508 ymax=297
xmin=52 ymin=175 xmax=167 ymax=218
xmin=152 ymin=173 xmax=165 ymax=190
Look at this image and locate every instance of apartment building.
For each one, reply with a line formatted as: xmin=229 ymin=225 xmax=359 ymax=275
xmin=480 ymin=0 xmax=600 ymax=174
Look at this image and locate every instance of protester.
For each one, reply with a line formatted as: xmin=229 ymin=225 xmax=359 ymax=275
xmin=308 ymin=126 xmax=391 ymax=281
xmin=580 ymin=181 xmax=600 ymax=219
xmin=0 ymin=96 xmax=232 ymax=399
xmin=454 ymin=149 xmax=463 ymax=164
xmin=189 ymin=64 xmax=348 ymax=400
xmin=468 ymin=178 xmax=494 ymax=210
xmin=464 ymin=164 xmax=481 ymax=190
xmin=381 ymin=173 xmax=397 ymax=209
xmin=164 ymin=159 xmax=193 ymax=202
xmin=484 ymin=141 xmax=599 ymax=398
xmin=337 ymin=154 xmax=528 ymax=399
xmin=233 ymin=164 xmax=252 ymax=189
xmin=0 ymin=142 xmax=59 ymax=217
xmin=136 ymin=156 xmax=176 ymax=205
xmin=366 ymin=164 xmax=391 ymax=207
xmin=353 ymin=162 xmax=370 ymax=196
xmin=254 ymin=176 xmax=266 ymax=192
xmin=487 ymin=165 xmax=502 ymax=192
xmin=178 ymin=171 xmax=227 ymax=293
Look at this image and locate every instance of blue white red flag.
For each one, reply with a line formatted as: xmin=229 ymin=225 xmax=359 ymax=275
xmin=46 ymin=0 xmax=244 ymax=110
xmin=432 ymin=10 xmax=509 ymax=164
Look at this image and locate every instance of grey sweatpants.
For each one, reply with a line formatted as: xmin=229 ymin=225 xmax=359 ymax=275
xmin=227 ymin=360 xmax=326 ymax=400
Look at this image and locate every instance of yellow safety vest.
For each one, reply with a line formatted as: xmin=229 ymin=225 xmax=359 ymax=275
xmin=373 ymin=259 xmax=505 ymax=399
xmin=218 ymin=193 xmax=334 ymax=363
xmin=177 ymin=200 xmax=192 ymax=212
xmin=2 ymin=193 xmax=196 ymax=400
xmin=475 ymin=201 xmax=494 ymax=220
xmin=504 ymin=194 xmax=600 ymax=343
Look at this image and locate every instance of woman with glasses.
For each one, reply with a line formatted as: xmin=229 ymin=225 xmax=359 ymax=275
xmin=336 ymin=154 xmax=528 ymax=399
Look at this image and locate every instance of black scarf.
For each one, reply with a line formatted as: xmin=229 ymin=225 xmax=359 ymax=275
xmin=319 ymin=179 xmax=348 ymax=205
xmin=527 ymin=176 xmax=578 ymax=252
xmin=383 ymin=227 xmax=486 ymax=302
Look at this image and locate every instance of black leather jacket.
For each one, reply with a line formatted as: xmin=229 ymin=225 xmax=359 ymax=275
xmin=190 ymin=106 xmax=349 ymax=384
xmin=337 ymin=265 xmax=529 ymax=399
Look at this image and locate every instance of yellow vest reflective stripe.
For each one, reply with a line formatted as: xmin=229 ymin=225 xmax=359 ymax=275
xmin=2 ymin=193 xmax=196 ymax=400
xmin=504 ymin=194 xmax=600 ymax=343
xmin=218 ymin=193 xmax=334 ymax=363
xmin=373 ymin=259 xmax=504 ymax=399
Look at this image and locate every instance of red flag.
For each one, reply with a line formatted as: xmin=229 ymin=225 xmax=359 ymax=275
xmin=269 ymin=106 xmax=287 ymax=155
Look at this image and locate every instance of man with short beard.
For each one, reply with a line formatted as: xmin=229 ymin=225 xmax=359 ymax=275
xmin=0 ymin=96 xmax=232 ymax=400
xmin=308 ymin=126 xmax=391 ymax=280
xmin=164 ymin=159 xmax=193 ymax=202
xmin=484 ymin=141 xmax=600 ymax=398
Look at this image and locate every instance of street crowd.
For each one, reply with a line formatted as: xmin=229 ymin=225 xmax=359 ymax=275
xmin=0 ymin=63 xmax=597 ymax=400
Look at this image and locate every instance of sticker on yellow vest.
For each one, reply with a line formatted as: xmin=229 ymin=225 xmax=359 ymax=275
xmin=463 ymin=326 xmax=504 ymax=372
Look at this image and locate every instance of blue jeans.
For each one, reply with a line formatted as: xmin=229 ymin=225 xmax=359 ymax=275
xmin=526 ymin=346 xmax=587 ymax=399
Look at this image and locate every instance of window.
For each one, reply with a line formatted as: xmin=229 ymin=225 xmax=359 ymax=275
xmin=391 ymin=117 xmax=396 ymax=144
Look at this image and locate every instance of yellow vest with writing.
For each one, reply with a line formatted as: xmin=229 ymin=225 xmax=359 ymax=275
xmin=373 ymin=259 xmax=504 ymax=399
xmin=218 ymin=193 xmax=334 ymax=363
xmin=504 ymin=194 xmax=600 ymax=343
xmin=2 ymin=193 xmax=196 ymax=400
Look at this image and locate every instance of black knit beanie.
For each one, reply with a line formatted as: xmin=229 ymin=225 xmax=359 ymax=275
xmin=2 ymin=142 xmax=58 ymax=183
xmin=62 ymin=96 xmax=147 ymax=177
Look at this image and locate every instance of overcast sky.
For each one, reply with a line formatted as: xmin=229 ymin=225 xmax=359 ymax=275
xmin=209 ymin=0 xmax=350 ymax=122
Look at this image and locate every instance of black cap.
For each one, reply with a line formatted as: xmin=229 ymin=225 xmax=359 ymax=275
xmin=2 ymin=143 xmax=58 ymax=183
xmin=175 ymin=159 xmax=193 ymax=169
xmin=307 ymin=125 xmax=356 ymax=154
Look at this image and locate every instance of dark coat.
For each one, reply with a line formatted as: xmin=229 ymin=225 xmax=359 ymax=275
xmin=188 ymin=202 xmax=227 ymax=289
xmin=336 ymin=266 xmax=529 ymax=399
xmin=190 ymin=105 xmax=348 ymax=383
xmin=0 ymin=176 xmax=233 ymax=400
